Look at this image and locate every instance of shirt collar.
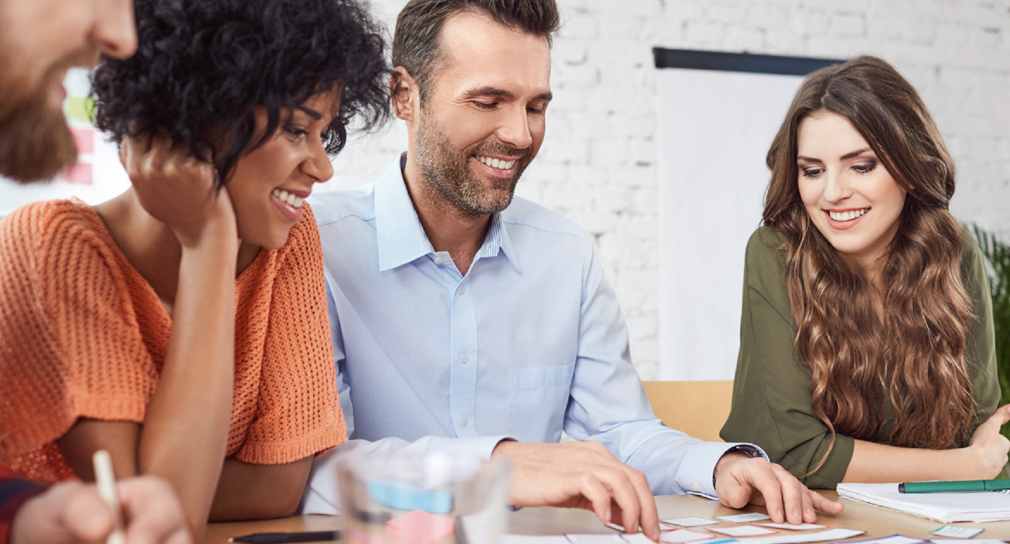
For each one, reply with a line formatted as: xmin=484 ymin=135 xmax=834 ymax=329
xmin=375 ymin=155 xmax=433 ymax=272
xmin=374 ymin=153 xmax=522 ymax=274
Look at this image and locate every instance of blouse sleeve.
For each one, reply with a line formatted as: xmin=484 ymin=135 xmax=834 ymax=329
xmin=960 ymin=229 xmax=1001 ymax=433
xmin=720 ymin=228 xmax=854 ymax=489
xmin=235 ymin=205 xmax=345 ymax=464
xmin=0 ymin=202 xmax=154 ymax=466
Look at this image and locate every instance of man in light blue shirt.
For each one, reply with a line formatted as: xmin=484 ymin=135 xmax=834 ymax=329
xmin=303 ymin=0 xmax=843 ymax=536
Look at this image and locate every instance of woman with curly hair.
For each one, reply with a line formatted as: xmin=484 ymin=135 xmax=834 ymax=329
xmin=0 ymin=0 xmax=388 ymax=535
xmin=720 ymin=55 xmax=1008 ymax=488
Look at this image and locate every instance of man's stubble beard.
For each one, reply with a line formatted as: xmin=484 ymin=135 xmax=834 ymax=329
xmin=415 ymin=110 xmax=532 ymax=217
xmin=0 ymin=44 xmax=91 ymax=183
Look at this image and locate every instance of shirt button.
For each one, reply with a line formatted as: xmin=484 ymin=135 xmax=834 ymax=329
xmin=434 ymin=256 xmax=444 ymax=264
xmin=691 ymin=483 xmax=700 ymax=492
xmin=460 ymin=354 xmax=469 ymax=364
xmin=457 ymin=286 xmax=465 ymax=295
xmin=460 ymin=416 xmax=468 ymax=426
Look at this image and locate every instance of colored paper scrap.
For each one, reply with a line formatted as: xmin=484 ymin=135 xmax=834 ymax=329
xmin=566 ymin=535 xmax=627 ymax=543
xmin=843 ymin=535 xmax=925 ymax=544
xmin=659 ymin=529 xmax=716 ymax=543
xmin=661 ymin=517 xmax=718 ymax=527
xmin=758 ymin=523 xmax=826 ymax=531
xmin=367 ymin=480 xmax=452 ymax=513
xmin=384 ymin=509 xmax=455 ymax=544
xmin=931 ymin=525 xmax=984 ymax=538
xmin=713 ymin=512 xmax=771 ymax=523
xmin=709 ymin=525 xmax=777 ymax=537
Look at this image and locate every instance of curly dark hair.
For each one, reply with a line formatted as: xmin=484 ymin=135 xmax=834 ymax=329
xmin=91 ymin=0 xmax=390 ymax=186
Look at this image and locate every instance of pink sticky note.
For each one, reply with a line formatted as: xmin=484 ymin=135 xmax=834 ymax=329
xmin=70 ymin=127 xmax=94 ymax=154
xmin=62 ymin=163 xmax=92 ymax=185
xmin=385 ymin=509 xmax=456 ymax=544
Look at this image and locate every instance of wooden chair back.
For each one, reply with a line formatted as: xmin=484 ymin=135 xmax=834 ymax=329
xmin=641 ymin=380 xmax=734 ymax=442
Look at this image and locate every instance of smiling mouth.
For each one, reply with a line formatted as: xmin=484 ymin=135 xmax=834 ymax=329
xmin=476 ymin=155 xmax=516 ymax=171
xmin=827 ymin=208 xmax=868 ymax=222
xmin=271 ymin=188 xmax=305 ymax=208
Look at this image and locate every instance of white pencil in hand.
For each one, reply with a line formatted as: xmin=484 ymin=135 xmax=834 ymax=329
xmin=93 ymin=450 xmax=126 ymax=544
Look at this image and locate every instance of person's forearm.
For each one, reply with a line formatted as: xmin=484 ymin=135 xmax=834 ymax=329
xmin=843 ymin=439 xmax=970 ymax=483
xmin=139 ymin=235 xmax=237 ymax=538
xmin=209 ymin=457 xmax=313 ymax=522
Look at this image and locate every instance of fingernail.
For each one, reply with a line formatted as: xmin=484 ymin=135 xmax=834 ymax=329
xmin=793 ymin=509 xmax=800 ymax=520
xmin=604 ymin=508 xmax=611 ymax=521
xmin=653 ymin=524 xmax=661 ymax=540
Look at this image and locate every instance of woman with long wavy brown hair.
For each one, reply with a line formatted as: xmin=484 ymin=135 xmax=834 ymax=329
xmin=720 ymin=55 xmax=1008 ymax=488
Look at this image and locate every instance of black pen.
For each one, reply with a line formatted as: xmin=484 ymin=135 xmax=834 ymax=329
xmin=229 ymin=530 xmax=341 ymax=543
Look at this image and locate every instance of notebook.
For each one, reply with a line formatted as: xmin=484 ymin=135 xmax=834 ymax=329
xmin=837 ymin=482 xmax=1010 ymax=523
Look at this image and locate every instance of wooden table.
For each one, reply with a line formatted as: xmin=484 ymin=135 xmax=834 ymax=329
xmin=203 ymin=492 xmax=1010 ymax=543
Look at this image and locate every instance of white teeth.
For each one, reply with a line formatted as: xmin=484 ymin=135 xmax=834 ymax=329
xmin=477 ymin=155 xmax=516 ymax=170
xmin=828 ymin=208 xmax=868 ymax=222
xmin=272 ymin=188 xmax=304 ymax=208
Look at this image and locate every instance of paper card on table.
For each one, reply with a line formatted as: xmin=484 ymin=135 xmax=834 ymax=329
xmin=716 ymin=528 xmax=864 ymax=544
xmin=659 ymin=529 xmax=715 ymax=543
xmin=661 ymin=517 xmax=718 ymax=527
xmin=565 ymin=535 xmax=627 ymax=543
xmin=931 ymin=525 xmax=984 ymax=538
xmin=384 ymin=509 xmax=456 ymax=544
xmin=502 ymin=536 xmax=571 ymax=544
xmin=930 ymin=540 xmax=1007 ymax=544
xmin=709 ymin=525 xmax=777 ymax=537
xmin=757 ymin=523 xmax=825 ymax=531
xmin=625 ymin=535 xmax=664 ymax=544
xmin=843 ymin=535 xmax=925 ymax=544
xmin=713 ymin=512 xmax=771 ymax=523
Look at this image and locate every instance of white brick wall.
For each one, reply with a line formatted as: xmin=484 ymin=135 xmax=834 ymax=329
xmin=324 ymin=0 xmax=1010 ymax=379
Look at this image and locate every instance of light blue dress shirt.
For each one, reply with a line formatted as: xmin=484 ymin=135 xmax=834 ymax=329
xmin=300 ymin=156 xmax=759 ymax=514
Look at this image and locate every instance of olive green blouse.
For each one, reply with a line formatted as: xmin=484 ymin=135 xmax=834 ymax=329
xmin=720 ymin=226 xmax=1000 ymax=489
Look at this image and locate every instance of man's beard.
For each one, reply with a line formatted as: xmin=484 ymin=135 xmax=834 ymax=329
xmin=415 ymin=111 xmax=532 ymax=217
xmin=0 ymin=45 xmax=94 ymax=183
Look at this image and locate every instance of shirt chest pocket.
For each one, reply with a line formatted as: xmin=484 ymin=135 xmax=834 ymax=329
xmin=506 ymin=361 xmax=576 ymax=443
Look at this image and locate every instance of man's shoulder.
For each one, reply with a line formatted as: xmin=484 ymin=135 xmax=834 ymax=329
xmin=501 ymin=196 xmax=593 ymax=244
xmin=308 ymin=185 xmax=377 ymax=228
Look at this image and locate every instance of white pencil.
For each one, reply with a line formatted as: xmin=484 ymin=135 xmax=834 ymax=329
xmin=92 ymin=450 xmax=126 ymax=544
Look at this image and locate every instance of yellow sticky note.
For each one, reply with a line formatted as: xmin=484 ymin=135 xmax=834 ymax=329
xmin=66 ymin=96 xmax=95 ymax=123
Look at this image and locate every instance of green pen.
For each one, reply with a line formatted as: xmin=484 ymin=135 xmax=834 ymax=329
xmin=899 ymin=479 xmax=1010 ymax=493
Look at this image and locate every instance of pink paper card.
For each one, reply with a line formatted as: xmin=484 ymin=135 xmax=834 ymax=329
xmin=385 ymin=509 xmax=456 ymax=544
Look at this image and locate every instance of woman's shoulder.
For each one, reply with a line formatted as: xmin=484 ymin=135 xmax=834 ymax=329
xmin=745 ymin=226 xmax=788 ymax=273
xmin=1 ymin=199 xmax=112 ymax=259
xmin=959 ymin=225 xmax=983 ymax=270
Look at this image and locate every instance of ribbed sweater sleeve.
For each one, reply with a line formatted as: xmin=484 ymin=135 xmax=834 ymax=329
xmin=1 ymin=201 xmax=154 ymax=481
xmin=235 ymin=205 xmax=345 ymax=464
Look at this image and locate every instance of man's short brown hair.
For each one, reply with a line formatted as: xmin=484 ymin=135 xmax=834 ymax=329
xmin=392 ymin=0 xmax=559 ymax=102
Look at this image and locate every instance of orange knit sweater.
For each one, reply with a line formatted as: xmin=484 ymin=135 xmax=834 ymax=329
xmin=0 ymin=199 xmax=344 ymax=483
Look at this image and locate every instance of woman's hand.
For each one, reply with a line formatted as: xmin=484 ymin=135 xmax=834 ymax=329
xmin=967 ymin=405 xmax=1010 ymax=479
xmin=120 ymin=133 xmax=236 ymax=249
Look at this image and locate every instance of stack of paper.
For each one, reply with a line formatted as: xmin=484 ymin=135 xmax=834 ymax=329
xmin=838 ymin=483 xmax=1010 ymax=523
